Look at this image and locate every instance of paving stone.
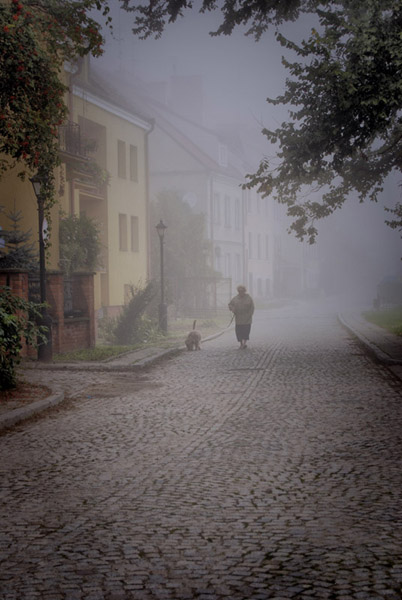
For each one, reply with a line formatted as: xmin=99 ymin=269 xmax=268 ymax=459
xmin=1 ymin=303 xmax=402 ymax=599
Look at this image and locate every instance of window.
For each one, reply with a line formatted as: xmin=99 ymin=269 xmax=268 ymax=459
xmin=265 ymin=235 xmax=269 ymax=259
xmin=235 ymin=253 xmax=241 ymax=282
xmin=235 ymin=198 xmax=241 ymax=230
xmin=218 ymin=144 xmax=227 ymax=167
xmin=117 ymin=140 xmax=126 ymax=178
xmin=257 ymin=233 xmax=261 ymax=259
xmin=248 ymin=272 xmax=253 ymax=295
xmin=247 ymin=190 xmax=252 ymax=214
xmin=257 ymin=278 xmax=263 ymax=296
xmin=265 ymin=278 xmax=271 ymax=297
xmin=130 ymin=145 xmax=138 ymax=182
xmin=274 ymin=236 xmax=281 ymax=258
xmin=131 ymin=216 xmax=139 ymax=252
xmin=225 ymin=253 xmax=231 ymax=278
xmin=248 ymin=232 xmax=253 ymax=259
xmin=224 ymin=195 xmax=231 ymax=228
xmin=215 ymin=245 xmax=222 ymax=273
xmin=213 ymin=193 xmax=221 ymax=225
xmin=119 ymin=213 xmax=127 ymax=251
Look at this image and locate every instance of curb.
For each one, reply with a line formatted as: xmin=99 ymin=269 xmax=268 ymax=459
xmin=1 ymin=327 xmax=231 ymax=431
xmin=0 ymin=392 xmax=65 ymax=432
xmin=20 ymin=346 xmax=184 ymax=372
xmin=337 ymin=313 xmax=402 ymax=366
xmin=20 ymin=328 xmax=230 ymax=373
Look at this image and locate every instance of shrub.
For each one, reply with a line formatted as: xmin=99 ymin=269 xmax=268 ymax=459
xmin=0 ymin=286 xmax=47 ymax=390
xmin=113 ymin=281 xmax=157 ymax=345
xmin=59 ymin=212 xmax=101 ymax=275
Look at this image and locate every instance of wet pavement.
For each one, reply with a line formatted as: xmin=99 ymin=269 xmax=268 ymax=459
xmin=1 ymin=301 xmax=402 ymax=599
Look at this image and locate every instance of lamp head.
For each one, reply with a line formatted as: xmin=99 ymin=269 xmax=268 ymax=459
xmin=30 ymin=174 xmax=43 ymax=198
xmin=156 ymin=219 xmax=167 ymax=240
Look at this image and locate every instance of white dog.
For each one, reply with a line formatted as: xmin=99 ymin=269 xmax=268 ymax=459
xmin=185 ymin=320 xmax=201 ymax=351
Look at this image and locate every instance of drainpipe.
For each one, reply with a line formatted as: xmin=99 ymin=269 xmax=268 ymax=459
xmin=208 ymin=174 xmax=218 ymax=311
xmin=209 ymin=174 xmax=214 ymax=269
xmin=242 ymin=187 xmax=248 ymax=287
xmin=66 ymin=59 xmax=83 ymax=215
xmin=145 ymin=119 xmax=155 ymax=280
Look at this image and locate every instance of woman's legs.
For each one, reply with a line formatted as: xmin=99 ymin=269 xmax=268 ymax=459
xmin=236 ymin=324 xmax=251 ymax=348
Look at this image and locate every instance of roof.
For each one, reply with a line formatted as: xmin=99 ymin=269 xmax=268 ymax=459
xmin=87 ymin=62 xmax=247 ymax=179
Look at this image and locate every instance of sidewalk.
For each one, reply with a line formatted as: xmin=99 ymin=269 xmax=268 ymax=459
xmin=0 ymin=328 xmax=228 ymax=431
xmin=337 ymin=311 xmax=402 ymax=380
xmin=1 ymin=313 xmax=402 ymax=431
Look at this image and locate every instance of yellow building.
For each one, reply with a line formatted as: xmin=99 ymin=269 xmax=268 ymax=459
xmin=1 ymin=58 xmax=153 ymax=320
xmin=63 ymin=59 xmax=153 ymax=316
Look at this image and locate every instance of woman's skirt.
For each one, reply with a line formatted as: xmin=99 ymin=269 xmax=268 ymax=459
xmin=235 ymin=324 xmax=251 ymax=342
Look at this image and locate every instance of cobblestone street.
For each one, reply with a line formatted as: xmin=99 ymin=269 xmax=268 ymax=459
xmin=1 ymin=302 xmax=402 ymax=599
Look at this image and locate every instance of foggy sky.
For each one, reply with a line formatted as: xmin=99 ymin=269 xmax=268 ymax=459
xmin=93 ymin=3 xmax=402 ymax=300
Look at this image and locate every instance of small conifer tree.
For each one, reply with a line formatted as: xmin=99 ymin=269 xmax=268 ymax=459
xmin=0 ymin=205 xmax=38 ymax=271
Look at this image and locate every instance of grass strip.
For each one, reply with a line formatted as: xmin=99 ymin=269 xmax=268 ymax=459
xmin=363 ymin=307 xmax=402 ymax=337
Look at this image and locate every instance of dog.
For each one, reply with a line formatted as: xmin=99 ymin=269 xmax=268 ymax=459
xmin=185 ymin=320 xmax=202 ymax=351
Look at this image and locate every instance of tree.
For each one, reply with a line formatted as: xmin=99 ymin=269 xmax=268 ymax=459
xmin=0 ymin=204 xmax=38 ymax=270
xmin=120 ymin=0 xmax=304 ymax=40
xmin=150 ymin=191 xmax=216 ymax=290
xmin=246 ymin=0 xmax=402 ymax=243
xmin=0 ymin=0 xmax=111 ymax=210
xmin=120 ymin=0 xmax=402 ymax=241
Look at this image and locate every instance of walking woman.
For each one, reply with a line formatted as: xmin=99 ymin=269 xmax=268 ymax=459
xmin=228 ymin=285 xmax=255 ymax=349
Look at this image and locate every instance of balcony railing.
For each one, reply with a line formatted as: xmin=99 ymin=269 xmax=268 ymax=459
xmin=58 ymin=121 xmax=88 ymax=159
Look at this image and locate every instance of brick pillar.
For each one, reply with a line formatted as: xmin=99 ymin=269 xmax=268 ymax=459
xmin=46 ymin=271 xmax=64 ymax=354
xmin=72 ymin=272 xmax=95 ymax=348
xmin=0 ymin=269 xmax=29 ymax=300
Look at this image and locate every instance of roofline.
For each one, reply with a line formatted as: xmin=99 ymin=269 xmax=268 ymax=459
xmin=73 ymin=85 xmax=154 ymax=132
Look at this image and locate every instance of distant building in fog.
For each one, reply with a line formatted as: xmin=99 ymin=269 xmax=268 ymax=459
xmin=90 ymin=63 xmax=321 ymax=304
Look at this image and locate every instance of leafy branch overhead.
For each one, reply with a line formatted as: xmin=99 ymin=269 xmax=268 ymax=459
xmin=0 ymin=0 xmax=111 ymax=208
xmin=120 ymin=0 xmax=402 ymax=241
xmin=244 ymin=0 xmax=402 ymax=242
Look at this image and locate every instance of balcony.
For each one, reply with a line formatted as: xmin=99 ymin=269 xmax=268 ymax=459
xmin=59 ymin=121 xmax=89 ymax=160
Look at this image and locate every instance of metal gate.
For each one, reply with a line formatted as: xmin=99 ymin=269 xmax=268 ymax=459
xmin=170 ymin=276 xmax=232 ymax=317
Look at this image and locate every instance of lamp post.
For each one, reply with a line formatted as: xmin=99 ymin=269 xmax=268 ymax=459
xmin=156 ymin=219 xmax=167 ymax=334
xmin=30 ymin=174 xmax=53 ymax=362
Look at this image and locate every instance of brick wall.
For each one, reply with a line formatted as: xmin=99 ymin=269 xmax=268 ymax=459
xmin=1 ymin=269 xmax=95 ymax=358
xmin=0 ymin=270 xmax=29 ymax=300
xmin=62 ymin=317 xmax=91 ymax=353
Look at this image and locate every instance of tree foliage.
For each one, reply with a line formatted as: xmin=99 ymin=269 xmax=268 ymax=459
xmin=0 ymin=0 xmax=111 ymax=209
xmin=121 ymin=0 xmax=402 ymax=241
xmin=245 ymin=0 xmax=402 ymax=242
xmin=150 ymin=190 xmax=216 ymax=290
xmin=0 ymin=204 xmax=38 ymax=270
xmin=59 ymin=212 xmax=102 ymax=275
xmin=120 ymin=0 xmax=303 ymax=40
xmin=0 ymin=286 xmax=47 ymax=390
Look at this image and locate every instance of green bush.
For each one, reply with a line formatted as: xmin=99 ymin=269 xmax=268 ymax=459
xmin=59 ymin=212 xmax=101 ymax=275
xmin=110 ymin=281 xmax=158 ymax=345
xmin=0 ymin=286 xmax=47 ymax=390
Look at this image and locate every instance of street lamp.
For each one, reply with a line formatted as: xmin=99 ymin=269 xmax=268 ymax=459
xmin=30 ymin=174 xmax=53 ymax=362
xmin=156 ymin=219 xmax=167 ymax=333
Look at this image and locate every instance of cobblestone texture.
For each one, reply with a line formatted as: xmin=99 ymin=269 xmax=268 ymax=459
xmin=1 ymin=302 xmax=402 ymax=599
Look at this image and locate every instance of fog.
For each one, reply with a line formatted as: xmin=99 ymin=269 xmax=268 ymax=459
xmin=92 ymin=3 xmax=402 ymax=309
